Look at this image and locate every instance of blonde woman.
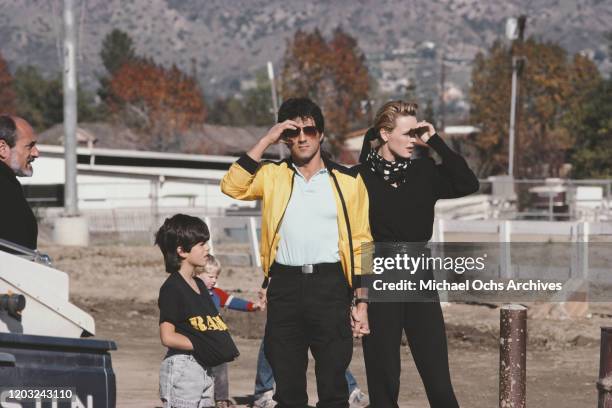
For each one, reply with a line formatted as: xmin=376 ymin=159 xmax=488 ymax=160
xmin=356 ymin=101 xmax=479 ymax=408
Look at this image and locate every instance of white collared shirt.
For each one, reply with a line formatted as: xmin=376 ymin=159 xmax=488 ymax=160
xmin=275 ymin=165 xmax=340 ymax=266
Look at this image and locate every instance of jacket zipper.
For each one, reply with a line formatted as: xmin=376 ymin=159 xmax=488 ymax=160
xmin=267 ymin=172 xmax=295 ymax=270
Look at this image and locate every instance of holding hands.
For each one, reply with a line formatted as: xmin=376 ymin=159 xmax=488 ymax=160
xmin=351 ymin=303 xmax=370 ymax=338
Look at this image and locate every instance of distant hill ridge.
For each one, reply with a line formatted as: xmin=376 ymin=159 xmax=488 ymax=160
xmin=0 ymin=0 xmax=610 ymax=100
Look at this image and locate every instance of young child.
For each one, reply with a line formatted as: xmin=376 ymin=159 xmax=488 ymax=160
xmin=156 ymin=214 xmax=239 ymax=408
xmin=198 ymin=255 xmax=262 ymax=408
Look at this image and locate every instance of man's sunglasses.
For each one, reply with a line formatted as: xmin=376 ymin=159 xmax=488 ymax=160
xmin=281 ymin=126 xmax=319 ymax=139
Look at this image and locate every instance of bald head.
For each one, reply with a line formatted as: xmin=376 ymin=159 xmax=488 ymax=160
xmin=0 ymin=115 xmax=39 ymax=177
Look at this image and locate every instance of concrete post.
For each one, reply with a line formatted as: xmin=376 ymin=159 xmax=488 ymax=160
xmin=598 ymin=327 xmax=612 ymax=408
xmin=499 ymin=304 xmax=527 ymax=408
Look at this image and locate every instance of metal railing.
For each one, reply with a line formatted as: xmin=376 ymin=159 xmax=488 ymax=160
xmin=479 ymin=178 xmax=612 ymax=221
xmin=0 ymin=239 xmax=52 ymax=266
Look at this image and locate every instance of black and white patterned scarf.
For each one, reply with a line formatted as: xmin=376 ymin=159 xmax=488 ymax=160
xmin=366 ymin=148 xmax=410 ymax=186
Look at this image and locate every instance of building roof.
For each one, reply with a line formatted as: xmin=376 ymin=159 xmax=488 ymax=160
xmin=38 ymin=122 xmax=276 ymax=157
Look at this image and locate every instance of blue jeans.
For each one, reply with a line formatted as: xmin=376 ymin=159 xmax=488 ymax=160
xmin=254 ymin=341 xmax=275 ymax=396
xmin=345 ymin=369 xmax=358 ymax=395
xmin=160 ymin=354 xmax=214 ymax=408
xmin=254 ymin=340 xmax=359 ymax=396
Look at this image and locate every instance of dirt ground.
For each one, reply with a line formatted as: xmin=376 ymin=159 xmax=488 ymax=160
xmin=42 ymin=244 xmax=609 ymax=408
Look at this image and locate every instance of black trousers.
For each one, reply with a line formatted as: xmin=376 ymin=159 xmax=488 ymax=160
xmin=264 ymin=262 xmax=353 ymax=408
xmin=362 ymin=301 xmax=459 ymax=408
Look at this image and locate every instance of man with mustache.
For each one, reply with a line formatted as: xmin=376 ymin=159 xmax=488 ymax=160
xmin=0 ymin=115 xmax=40 ymax=250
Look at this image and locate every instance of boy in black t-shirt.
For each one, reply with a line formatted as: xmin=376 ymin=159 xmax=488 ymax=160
xmin=156 ymin=214 xmax=239 ymax=408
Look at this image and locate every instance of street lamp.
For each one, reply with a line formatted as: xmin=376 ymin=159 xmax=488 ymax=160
xmin=505 ymin=16 xmax=526 ymax=178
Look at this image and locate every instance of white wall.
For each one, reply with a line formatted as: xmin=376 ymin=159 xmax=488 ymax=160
xmin=19 ymin=155 xmax=254 ymax=211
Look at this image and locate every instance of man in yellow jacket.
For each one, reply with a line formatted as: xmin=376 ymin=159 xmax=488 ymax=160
xmin=221 ymin=97 xmax=371 ymax=408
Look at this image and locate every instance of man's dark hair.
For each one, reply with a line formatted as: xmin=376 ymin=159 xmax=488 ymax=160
xmin=277 ymin=97 xmax=325 ymax=134
xmin=154 ymin=214 xmax=210 ymax=274
xmin=0 ymin=115 xmax=17 ymax=148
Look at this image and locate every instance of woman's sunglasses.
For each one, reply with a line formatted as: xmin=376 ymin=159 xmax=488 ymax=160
xmin=281 ymin=126 xmax=319 ymax=139
xmin=406 ymin=126 xmax=430 ymax=137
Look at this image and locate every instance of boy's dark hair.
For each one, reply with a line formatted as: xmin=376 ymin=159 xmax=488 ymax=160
xmin=154 ymin=214 xmax=210 ymax=274
xmin=277 ymin=97 xmax=325 ymax=134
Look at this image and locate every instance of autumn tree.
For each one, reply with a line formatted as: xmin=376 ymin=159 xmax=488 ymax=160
xmin=107 ymin=57 xmax=207 ymax=151
xmin=281 ymin=29 xmax=329 ymax=98
xmin=280 ymin=28 xmax=371 ymax=149
xmin=513 ymin=39 xmax=575 ymax=178
xmin=0 ymin=52 xmax=16 ymax=114
xmin=468 ymin=38 xmax=601 ymax=178
xmin=468 ymin=41 xmax=511 ymax=176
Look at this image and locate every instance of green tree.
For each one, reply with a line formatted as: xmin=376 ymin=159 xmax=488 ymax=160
xmin=100 ymin=29 xmax=136 ymax=75
xmin=242 ymin=70 xmax=275 ymax=126
xmin=208 ymin=97 xmax=249 ymax=126
xmin=568 ymin=77 xmax=612 ymax=178
xmin=0 ymin=52 xmax=16 ymax=114
xmin=98 ymin=29 xmax=136 ymax=104
xmin=13 ymin=66 xmax=99 ymax=131
xmin=208 ymin=70 xmax=275 ymax=127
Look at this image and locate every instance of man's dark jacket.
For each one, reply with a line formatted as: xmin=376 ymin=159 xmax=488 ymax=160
xmin=0 ymin=161 xmax=38 ymax=249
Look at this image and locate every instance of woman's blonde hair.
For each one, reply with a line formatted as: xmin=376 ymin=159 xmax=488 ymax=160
xmin=374 ymin=100 xmax=418 ymax=133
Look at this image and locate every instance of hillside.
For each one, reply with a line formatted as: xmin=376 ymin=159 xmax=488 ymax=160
xmin=0 ymin=0 xmax=610 ymax=112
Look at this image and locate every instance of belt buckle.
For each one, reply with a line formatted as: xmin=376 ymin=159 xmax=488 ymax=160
xmin=301 ymin=264 xmax=314 ymax=274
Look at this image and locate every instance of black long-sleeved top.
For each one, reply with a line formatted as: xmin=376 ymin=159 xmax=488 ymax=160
xmin=356 ymin=134 xmax=479 ymax=242
xmin=0 ymin=161 xmax=38 ymax=250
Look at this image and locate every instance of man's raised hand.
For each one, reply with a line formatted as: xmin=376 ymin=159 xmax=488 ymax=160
xmin=263 ymin=120 xmax=301 ymax=146
xmin=247 ymin=120 xmax=300 ymax=162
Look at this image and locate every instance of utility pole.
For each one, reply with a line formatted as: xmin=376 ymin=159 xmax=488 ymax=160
xmin=506 ymin=16 xmax=527 ymax=177
xmin=439 ymin=54 xmax=446 ymax=132
xmin=267 ymin=61 xmax=282 ymax=159
xmin=267 ymin=61 xmax=279 ymax=122
xmin=63 ymin=0 xmax=78 ymax=217
xmin=54 ymin=0 xmax=89 ymax=246
xmin=508 ymin=57 xmax=519 ymax=177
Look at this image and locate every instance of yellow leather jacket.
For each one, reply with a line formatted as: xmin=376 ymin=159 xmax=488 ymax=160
xmin=221 ymin=154 xmax=372 ymax=287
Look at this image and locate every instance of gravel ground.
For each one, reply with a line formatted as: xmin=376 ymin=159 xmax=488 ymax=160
xmin=42 ymin=244 xmax=608 ymax=408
